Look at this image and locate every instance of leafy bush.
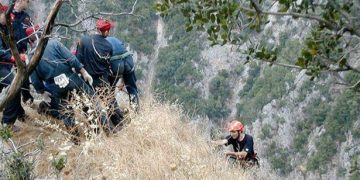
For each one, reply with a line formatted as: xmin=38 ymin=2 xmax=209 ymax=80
xmin=204 ymin=70 xmax=231 ymax=120
xmin=237 ymin=66 xmax=295 ymax=123
xmin=6 ymin=152 xmax=34 ymax=180
xmin=260 ymin=124 xmax=273 ymax=139
xmin=266 ymin=142 xmax=292 ymax=175
xmin=293 ymin=121 xmax=312 ymax=153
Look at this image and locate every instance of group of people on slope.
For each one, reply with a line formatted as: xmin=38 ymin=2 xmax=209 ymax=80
xmin=0 ymin=0 xmax=138 ymax=136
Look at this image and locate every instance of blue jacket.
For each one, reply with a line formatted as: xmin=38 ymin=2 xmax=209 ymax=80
xmin=76 ymin=34 xmax=112 ymax=76
xmin=106 ymin=36 xmax=127 ymax=55
xmin=12 ymin=10 xmax=31 ymax=53
xmin=0 ymin=24 xmax=13 ymax=71
xmin=30 ymin=39 xmax=83 ymax=93
xmin=0 ymin=26 xmax=14 ymax=71
xmin=106 ymin=36 xmax=134 ymax=75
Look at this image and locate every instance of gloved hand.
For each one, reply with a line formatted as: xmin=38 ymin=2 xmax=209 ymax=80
xmin=41 ymin=91 xmax=52 ymax=103
xmin=80 ymin=68 xmax=93 ymax=86
xmin=10 ymin=54 xmax=27 ymax=63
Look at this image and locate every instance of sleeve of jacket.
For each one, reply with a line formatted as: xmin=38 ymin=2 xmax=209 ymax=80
xmin=55 ymin=40 xmax=84 ymax=72
xmin=0 ymin=39 xmax=12 ymax=62
xmin=13 ymin=12 xmax=31 ymax=53
xmin=30 ymin=70 xmax=45 ymax=94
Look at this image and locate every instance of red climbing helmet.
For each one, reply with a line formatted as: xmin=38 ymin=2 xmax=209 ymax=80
xmin=228 ymin=120 xmax=245 ymax=133
xmin=96 ymin=19 xmax=114 ymax=32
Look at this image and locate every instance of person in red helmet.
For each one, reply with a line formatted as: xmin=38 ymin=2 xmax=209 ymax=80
xmin=0 ymin=4 xmax=28 ymax=132
xmin=212 ymin=120 xmax=259 ymax=167
xmin=76 ymin=18 xmax=124 ymax=129
xmin=76 ymin=19 xmax=114 ymax=86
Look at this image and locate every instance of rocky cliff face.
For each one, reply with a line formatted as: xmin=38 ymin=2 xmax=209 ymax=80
xmin=196 ymin=44 xmax=359 ymax=179
xmin=165 ymin=10 xmax=360 ymax=179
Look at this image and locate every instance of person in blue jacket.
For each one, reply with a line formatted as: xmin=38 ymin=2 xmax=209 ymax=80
xmin=106 ymin=36 xmax=139 ymax=111
xmin=13 ymin=0 xmax=34 ymax=104
xmin=76 ymin=19 xmax=124 ymax=127
xmin=0 ymin=5 xmax=28 ymax=132
xmin=26 ymin=27 xmax=94 ymax=128
xmin=13 ymin=0 xmax=32 ymax=53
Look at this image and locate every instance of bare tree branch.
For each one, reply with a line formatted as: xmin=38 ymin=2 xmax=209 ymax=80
xmin=55 ymin=0 xmax=141 ymax=29
xmin=0 ymin=0 xmax=27 ymax=110
xmin=250 ymin=0 xmax=262 ymax=14
xmin=0 ymin=0 xmax=64 ymax=111
xmin=269 ymin=62 xmax=302 ymax=69
xmin=24 ymin=149 xmax=41 ymax=157
xmin=350 ymin=80 xmax=360 ymax=90
xmin=238 ymin=5 xmax=360 ymax=37
xmin=5 ymin=1 xmax=24 ymax=69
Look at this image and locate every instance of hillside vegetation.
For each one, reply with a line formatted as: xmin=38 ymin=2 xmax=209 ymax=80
xmin=1 ymin=97 xmax=275 ymax=179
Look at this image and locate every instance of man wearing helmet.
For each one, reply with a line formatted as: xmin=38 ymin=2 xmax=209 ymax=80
xmin=76 ymin=19 xmax=124 ymax=128
xmin=212 ymin=120 xmax=258 ymax=167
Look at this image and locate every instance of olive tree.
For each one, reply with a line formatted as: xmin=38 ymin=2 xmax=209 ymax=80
xmin=156 ymin=0 xmax=360 ymax=89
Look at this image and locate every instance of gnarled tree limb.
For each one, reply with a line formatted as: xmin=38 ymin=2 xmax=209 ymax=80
xmin=0 ymin=0 xmax=64 ymax=111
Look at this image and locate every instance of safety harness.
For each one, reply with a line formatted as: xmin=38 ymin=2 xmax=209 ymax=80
xmin=110 ymin=51 xmax=132 ymax=61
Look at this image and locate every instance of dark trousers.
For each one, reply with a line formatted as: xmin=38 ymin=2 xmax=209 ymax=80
xmin=0 ymin=66 xmax=24 ymax=125
xmin=46 ymin=73 xmax=94 ymax=127
xmin=110 ymin=56 xmax=138 ymax=98
xmin=21 ymin=79 xmax=33 ymax=102
xmin=92 ymin=73 xmax=124 ymax=126
xmin=123 ymin=71 xmax=138 ymax=96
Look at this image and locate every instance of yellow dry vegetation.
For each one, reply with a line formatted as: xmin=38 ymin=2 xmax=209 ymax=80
xmin=7 ymin=96 xmax=272 ymax=179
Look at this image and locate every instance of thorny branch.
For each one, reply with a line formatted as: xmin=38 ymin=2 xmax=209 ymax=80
xmin=240 ymin=2 xmax=360 ymax=37
xmin=55 ymin=0 xmax=141 ymax=32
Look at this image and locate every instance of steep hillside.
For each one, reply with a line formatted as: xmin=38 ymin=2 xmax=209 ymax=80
xmin=0 ymin=0 xmax=359 ymax=179
xmin=153 ymin=2 xmax=360 ymax=179
xmin=1 ymin=96 xmax=277 ymax=179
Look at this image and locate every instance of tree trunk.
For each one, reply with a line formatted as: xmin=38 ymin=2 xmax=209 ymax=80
xmin=0 ymin=0 xmax=64 ymax=111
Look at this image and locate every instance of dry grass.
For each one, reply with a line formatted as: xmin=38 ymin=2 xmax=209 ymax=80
xmin=3 ymin=94 xmax=276 ymax=179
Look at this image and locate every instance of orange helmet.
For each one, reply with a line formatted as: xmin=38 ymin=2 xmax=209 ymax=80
xmin=228 ymin=120 xmax=245 ymax=132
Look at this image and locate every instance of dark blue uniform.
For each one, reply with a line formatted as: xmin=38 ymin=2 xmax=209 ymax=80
xmin=12 ymin=10 xmax=33 ymax=103
xmin=30 ymin=39 xmax=94 ymax=127
xmin=12 ymin=10 xmax=31 ymax=53
xmin=76 ymin=34 xmax=112 ymax=86
xmin=0 ymin=25 xmax=25 ymax=125
xmin=106 ymin=36 xmax=138 ymax=100
xmin=77 ymin=34 xmax=123 ymax=126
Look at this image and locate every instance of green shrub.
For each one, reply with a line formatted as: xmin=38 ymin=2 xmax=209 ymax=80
xmin=6 ymin=152 xmax=34 ymax=180
xmin=260 ymin=124 xmax=273 ymax=139
xmin=266 ymin=142 xmax=292 ymax=175
xmin=307 ymin=134 xmax=337 ymax=172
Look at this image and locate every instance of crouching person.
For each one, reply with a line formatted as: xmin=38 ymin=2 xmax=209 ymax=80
xmin=106 ymin=36 xmax=139 ymax=111
xmin=211 ymin=120 xmax=259 ymax=168
xmin=26 ymin=26 xmax=94 ymax=141
xmin=76 ymin=19 xmax=124 ymax=128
